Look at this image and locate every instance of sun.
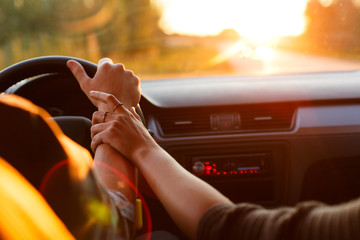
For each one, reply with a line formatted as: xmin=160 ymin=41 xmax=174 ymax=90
xmin=153 ymin=0 xmax=308 ymax=43
xmin=228 ymin=0 xmax=308 ymax=43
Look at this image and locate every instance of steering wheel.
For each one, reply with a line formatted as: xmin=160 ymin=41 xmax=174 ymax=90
xmin=0 ymin=56 xmax=98 ymax=117
xmin=0 ymin=56 xmax=145 ymax=120
xmin=0 ymin=56 xmax=97 ymax=91
xmin=0 ymin=56 xmax=152 ymax=238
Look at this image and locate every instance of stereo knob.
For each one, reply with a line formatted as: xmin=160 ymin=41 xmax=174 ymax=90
xmin=192 ymin=162 xmax=205 ymax=174
xmin=224 ymin=162 xmax=236 ymax=171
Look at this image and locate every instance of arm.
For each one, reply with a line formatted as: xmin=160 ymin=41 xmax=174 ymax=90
xmin=133 ymin=145 xmax=232 ymax=240
xmin=90 ymin=95 xmax=360 ymax=240
xmin=67 ymin=58 xmax=138 ymax=201
xmin=92 ymin=144 xmax=136 ymax=202
xmin=89 ymin=91 xmax=232 ymax=240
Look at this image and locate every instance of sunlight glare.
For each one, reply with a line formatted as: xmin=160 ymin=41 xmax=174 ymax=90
xmin=319 ymin=0 xmax=334 ymax=7
xmin=153 ymin=0 xmax=308 ymax=42
xmin=353 ymin=0 xmax=360 ymax=8
xmin=0 ymin=158 xmax=74 ymax=239
xmin=255 ymin=46 xmax=275 ymax=60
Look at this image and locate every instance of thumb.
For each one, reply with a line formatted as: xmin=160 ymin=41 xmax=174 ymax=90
xmin=67 ymin=60 xmax=91 ymax=86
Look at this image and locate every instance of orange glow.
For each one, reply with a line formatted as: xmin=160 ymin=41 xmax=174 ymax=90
xmin=319 ymin=0 xmax=334 ymax=7
xmin=0 ymin=94 xmax=93 ymax=181
xmin=58 ymin=133 xmax=93 ymax=180
xmin=153 ymin=0 xmax=308 ymax=42
xmin=210 ymin=40 xmax=276 ymax=66
xmin=0 ymin=158 xmax=74 ymax=239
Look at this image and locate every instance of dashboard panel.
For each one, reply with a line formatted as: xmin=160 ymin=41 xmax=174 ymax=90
xmin=3 ymin=65 xmax=360 ymax=239
xmin=6 ymin=69 xmax=360 ymax=208
xmin=140 ymin=71 xmax=360 ymax=207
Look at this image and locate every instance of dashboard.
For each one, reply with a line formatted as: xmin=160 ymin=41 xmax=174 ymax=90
xmin=139 ymin=71 xmax=360 ymax=207
xmin=3 ymin=65 xmax=360 ymax=237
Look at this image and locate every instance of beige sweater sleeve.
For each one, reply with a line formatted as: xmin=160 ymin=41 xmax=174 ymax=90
xmin=197 ymin=198 xmax=360 ymax=240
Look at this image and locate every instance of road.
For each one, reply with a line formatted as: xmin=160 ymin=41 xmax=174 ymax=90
xmin=227 ymin=46 xmax=360 ymax=75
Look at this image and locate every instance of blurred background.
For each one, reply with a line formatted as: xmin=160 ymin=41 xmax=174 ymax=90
xmin=1 ymin=0 xmax=360 ymax=78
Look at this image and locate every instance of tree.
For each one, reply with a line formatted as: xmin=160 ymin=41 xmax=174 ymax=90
xmin=0 ymin=0 xmax=164 ymax=67
xmin=96 ymin=0 xmax=163 ymax=55
xmin=0 ymin=0 xmax=59 ymax=45
xmin=304 ymin=0 xmax=360 ymax=54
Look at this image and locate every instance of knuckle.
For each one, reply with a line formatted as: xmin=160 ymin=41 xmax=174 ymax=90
xmin=126 ymin=69 xmax=134 ymax=75
xmin=132 ymin=75 xmax=140 ymax=85
xmin=105 ymin=94 xmax=114 ymax=102
xmin=115 ymin=63 xmax=125 ymax=71
xmin=90 ymin=124 xmax=96 ymax=132
xmin=110 ymin=120 xmax=121 ymax=128
xmin=92 ymin=134 xmax=98 ymax=143
xmin=113 ymin=115 xmax=123 ymax=122
xmin=106 ymin=127 xmax=116 ymax=138
xmin=92 ymin=111 xmax=98 ymax=120
xmin=102 ymin=62 xmax=112 ymax=70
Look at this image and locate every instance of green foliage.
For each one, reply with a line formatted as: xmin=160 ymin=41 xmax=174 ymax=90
xmin=0 ymin=0 xmax=59 ymax=45
xmin=1 ymin=0 xmax=360 ymax=75
xmin=0 ymin=0 xmax=163 ymax=68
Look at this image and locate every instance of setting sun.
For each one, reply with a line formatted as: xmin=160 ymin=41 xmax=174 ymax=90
xmin=153 ymin=0 xmax=308 ymax=42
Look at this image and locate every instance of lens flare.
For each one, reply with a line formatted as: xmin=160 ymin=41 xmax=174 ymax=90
xmin=153 ymin=0 xmax=308 ymax=42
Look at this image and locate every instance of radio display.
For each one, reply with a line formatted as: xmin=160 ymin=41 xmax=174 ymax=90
xmin=191 ymin=153 xmax=271 ymax=177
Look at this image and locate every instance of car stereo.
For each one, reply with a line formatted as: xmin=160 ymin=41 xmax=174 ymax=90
xmin=190 ymin=152 xmax=272 ymax=178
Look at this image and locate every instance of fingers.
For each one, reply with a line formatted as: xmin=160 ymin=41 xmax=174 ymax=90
xmin=90 ymin=121 xmax=122 ymax=153
xmin=98 ymin=58 xmax=113 ymax=65
xmin=91 ymin=130 xmax=107 ymax=153
xmin=66 ymin=60 xmax=91 ymax=85
xmin=98 ymin=58 xmax=125 ymax=72
xmin=90 ymin=91 xmax=125 ymax=113
xmin=90 ymin=121 xmax=107 ymax=139
xmin=90 ymin=121 xmax=117 ymax=152
xmin=92 ymin=108 xmax=140 ymax=129
xmin=92 ymin=110 xmax=123 ymax=125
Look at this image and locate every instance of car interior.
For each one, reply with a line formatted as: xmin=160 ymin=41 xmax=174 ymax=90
xmin=1 ymin=0 xmax=360 ymax=239
xmin=1 ymin=55 xmax=360 ymax=239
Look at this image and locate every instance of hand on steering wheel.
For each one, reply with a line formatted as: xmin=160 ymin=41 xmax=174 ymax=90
xmin=67 ymin=58 xmax=141 ymax=112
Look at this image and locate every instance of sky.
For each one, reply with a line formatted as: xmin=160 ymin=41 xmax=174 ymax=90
xmin=152 ymin=0 xmax=309 ymax=42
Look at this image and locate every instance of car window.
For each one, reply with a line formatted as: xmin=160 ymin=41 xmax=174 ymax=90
xmin=1 ymin=0 xmax=360 ymax=78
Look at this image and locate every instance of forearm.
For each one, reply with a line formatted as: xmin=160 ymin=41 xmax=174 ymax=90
xmin=88 ymin=91 xmax=230 ymax=238
xmin=93 ymin=144 xmax=136 ymax=202
xmin=134 ymin=145 xmax=232 ymax=240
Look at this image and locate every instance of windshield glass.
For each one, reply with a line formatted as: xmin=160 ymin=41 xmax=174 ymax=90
xmin=1 ymin=0 xmax=360 ymax=78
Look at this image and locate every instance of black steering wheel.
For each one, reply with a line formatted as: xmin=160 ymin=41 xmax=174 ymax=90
xmin=0 ymin=56 xmax=98 ymax=117
xmin=0 ymin=56 xmax=145 ymax=121
xmin=0 ymin=56 xmax=97 ymax=91
xmin=0 ymin=56 xmax=152 ymax=239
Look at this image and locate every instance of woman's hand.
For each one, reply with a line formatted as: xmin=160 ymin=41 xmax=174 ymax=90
xmin=90 ymin=92 xmax=231 ymax=240
xmin=89 ymin=91 xmax=157 ymax=163
xmin=67 ymin=58 xmax=141 ymax=111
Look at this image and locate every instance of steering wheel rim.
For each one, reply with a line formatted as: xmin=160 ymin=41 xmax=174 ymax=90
xmin=0 ymin=55 xmax=146 ymax=124
xmin=0 ymin=55 xmax=152 ymax=236
xmin=0 ymin=56 xmax=97 ymax=92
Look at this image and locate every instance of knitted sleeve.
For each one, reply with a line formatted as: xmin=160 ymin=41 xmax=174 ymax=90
xmin=197 ymin=198 xmax=360 ymax=240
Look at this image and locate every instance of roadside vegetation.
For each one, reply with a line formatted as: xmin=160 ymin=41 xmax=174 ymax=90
xmin=1 ymin=0 xmax=360 ymax=77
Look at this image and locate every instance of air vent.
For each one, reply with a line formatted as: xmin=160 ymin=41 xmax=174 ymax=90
xmin=156 ymin=105 xmax=295 ymax=136
xmin=157 ymin=108 xmax=211 ymax=135
xmin=240 ymin=105 xmax=295 ymax=131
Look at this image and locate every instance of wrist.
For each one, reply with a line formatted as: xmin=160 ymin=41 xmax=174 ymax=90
xmin=131 ymin=141 xmax=160 ymax=167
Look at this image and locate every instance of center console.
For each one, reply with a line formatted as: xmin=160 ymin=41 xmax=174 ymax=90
xmin=165 ymin=141 xmax=288 ymax=205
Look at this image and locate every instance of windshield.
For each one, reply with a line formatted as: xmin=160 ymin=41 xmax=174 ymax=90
xmin=1 ymin=0 xmax=360 ymax=78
